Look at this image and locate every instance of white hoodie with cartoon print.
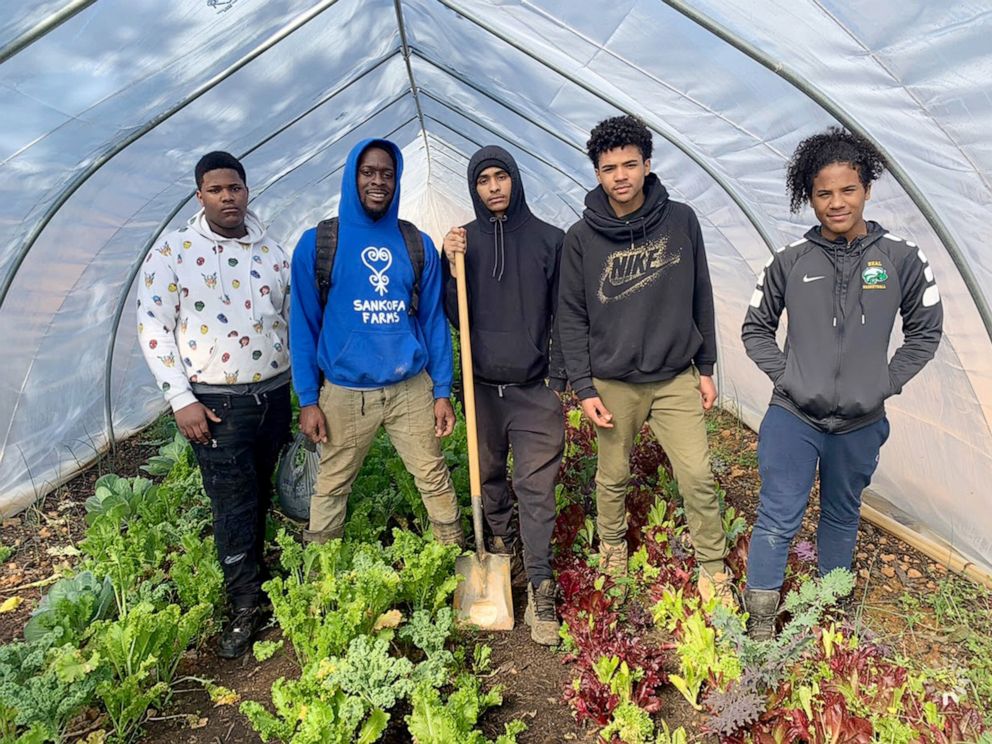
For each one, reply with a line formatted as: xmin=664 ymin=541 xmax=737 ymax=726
xmin=137 ymin=209 xmax=290 ymax=412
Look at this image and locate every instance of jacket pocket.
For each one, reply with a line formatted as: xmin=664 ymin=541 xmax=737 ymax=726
xmin=472 ymin=328 xmax=544 ymax=383
xmin=836 ymin=369 xmax=893 ymax=418
xmin=777 ymin=348 xmax=832 ymax=419
xmin=195 ymin=339 xmax=222 ymax=376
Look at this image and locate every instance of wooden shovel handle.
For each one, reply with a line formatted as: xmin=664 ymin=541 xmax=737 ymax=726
xmin=454 ymin=251 xmax=485 ymax=554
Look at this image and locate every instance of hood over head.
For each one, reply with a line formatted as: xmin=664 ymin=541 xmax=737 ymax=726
xmin=583 ymin=172 xmax=670 ymax=245
xmin=339 ymin=138 xmax=404 ymax=227
xmin=468 ymin=145 xmax=532 ymax=232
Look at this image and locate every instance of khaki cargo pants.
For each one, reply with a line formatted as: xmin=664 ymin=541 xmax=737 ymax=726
xmin=594 ymin=368 xmax=727 ymax=574
xmin=309 ymin=371 xmax=459 ymax=537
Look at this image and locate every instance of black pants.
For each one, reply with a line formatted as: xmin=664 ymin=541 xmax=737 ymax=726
xmin=190 ymin=384 xmax=291 ymax=609
xmin=476 ymin=381 xmax=564 ymax=586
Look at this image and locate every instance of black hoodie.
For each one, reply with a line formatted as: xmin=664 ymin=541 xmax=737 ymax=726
xmin=442 ymin=146 xmax=567 ymax=387
xmin=557 ymin=173 xmax=717 ymax=399
xmin=742 ymin=221 xmax=942 ymax=433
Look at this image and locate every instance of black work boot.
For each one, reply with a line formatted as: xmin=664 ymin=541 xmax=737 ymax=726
xmin=524 ymin=579 xmax=560 ymax=646
xmin=744 ymin=589 xmax=780 ymax=641
xmin=218 ymin=606 xmax=266 ymax=659
xmin=824 ymin=589 xmax=859 ymax=624
xmin=490 ymin=534 xmax=527 ymax=588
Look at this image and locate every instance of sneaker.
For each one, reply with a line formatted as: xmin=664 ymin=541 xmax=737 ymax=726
xmin=218 ymin=606 xmax=266 ymax=659
xmin=743 ymin=589 xmax=780 ymax=641
xmin=490 ymin=535 xmax=527 ymax=588
xmin=524 ymin=579 xmax=560 ymax=646
xmin=598 ymin=540 xmax=628 ymax=579
xmin=698 ymin=565 xmax=738 ymax=611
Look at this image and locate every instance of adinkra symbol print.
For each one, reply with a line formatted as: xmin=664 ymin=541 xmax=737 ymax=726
xmin=361 ymin=246 xmax=392 ymax=296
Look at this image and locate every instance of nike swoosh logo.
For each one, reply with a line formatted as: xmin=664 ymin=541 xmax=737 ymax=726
xmin=600 ymin=255 xmax=680 ymax=301
xmin=802 ymin=274 xmax=825 ymax=283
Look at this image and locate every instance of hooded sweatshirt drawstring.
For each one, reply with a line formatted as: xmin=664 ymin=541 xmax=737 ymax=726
xmin=198 ymin=213 xmax=261 ymax=324
xmin=621 ymin=217 xmax=648 ymax=250
xmin=212 ymin=239 xmax=233 ymax=310
xmin=830 ymin=235 xmax=869 ymax=328
xmin=490 ymin=215 xmax=507 ymax=281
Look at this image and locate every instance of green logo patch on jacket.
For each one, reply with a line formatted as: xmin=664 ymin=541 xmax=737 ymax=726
xmin=862 ymin=264 xmax=888 ymax=288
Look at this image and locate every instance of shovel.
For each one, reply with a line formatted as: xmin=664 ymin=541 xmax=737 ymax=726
xmin=452 ymin=249 xmax=514 ymax=630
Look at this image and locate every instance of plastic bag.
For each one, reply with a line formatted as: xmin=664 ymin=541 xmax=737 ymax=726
xmin=275 ymin=432 xmax=320 ymax=522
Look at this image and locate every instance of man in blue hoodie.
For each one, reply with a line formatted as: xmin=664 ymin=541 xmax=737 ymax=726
xmin=290 ymin=139 xmax=463 ymax=546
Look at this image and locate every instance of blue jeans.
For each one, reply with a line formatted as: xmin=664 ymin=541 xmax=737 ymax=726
xmin=190 ymin=384 xmax=291 ymax=609
xmin=746 ymin=405 xmax=889 ymax=591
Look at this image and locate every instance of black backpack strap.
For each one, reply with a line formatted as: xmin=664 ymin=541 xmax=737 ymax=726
xmin=398 ymin=219 xmax=424 ymax=316
xmin=315 ymin=217 xmax=339 ymax=308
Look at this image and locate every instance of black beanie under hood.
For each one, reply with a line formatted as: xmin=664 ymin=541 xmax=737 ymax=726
xmin=467 ymin=145 xmax=534 ymax=282
xmin=467 ymin=146 xmax=532 ymax=232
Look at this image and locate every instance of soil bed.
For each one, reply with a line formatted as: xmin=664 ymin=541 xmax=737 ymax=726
xmin=1 ymin=409 xmax=984 ymax=742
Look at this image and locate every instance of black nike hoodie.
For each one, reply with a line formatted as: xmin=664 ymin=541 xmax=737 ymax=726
xmin=557 ymin=173 xmax=717 ymax=399
xmin=442 ymin=146 xmax=567 ymax=387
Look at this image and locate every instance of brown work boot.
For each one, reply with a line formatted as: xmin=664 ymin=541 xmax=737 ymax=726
xmin=598 ymin=540 xmax=629 ymax=579
xmin=490 ymin=535 xmax=527 ymax=588
xmin=744 ymin=588 xmax=780 ymax=640
xmin=524 ymin=579 xmax=560 ymax=646
xmin=431 ymin=518 xmax=466 ymax=548
xmin=302 ymin=527 xmax=341 ymax=544
xmin=698 ymin=565 xmax=738 ymax=611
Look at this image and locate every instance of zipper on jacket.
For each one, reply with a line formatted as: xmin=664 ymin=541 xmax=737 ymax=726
xmin=830 ymin=236 xmax=863 ymax=420
xmin=830 ymin=243 xmax=847 ymax=420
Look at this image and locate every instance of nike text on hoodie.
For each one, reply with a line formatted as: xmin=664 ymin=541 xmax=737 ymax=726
xmin=136 ymin=210 xmax=291 ymax=411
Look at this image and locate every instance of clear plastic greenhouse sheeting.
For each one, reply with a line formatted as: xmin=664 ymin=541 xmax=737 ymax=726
xmin=0 ymin=0 xmax=990 ymax=571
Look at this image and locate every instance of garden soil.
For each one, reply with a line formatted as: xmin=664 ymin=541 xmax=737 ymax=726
xmin=0 ymin=410 xmax=971 ymax=742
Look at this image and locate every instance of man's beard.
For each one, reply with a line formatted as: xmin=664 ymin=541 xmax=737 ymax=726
xmin=362 ymin=204 xmax=388 ymax=221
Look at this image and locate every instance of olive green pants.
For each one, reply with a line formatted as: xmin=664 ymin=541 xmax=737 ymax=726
xmin=594 ymin=368 xmax=726 ymax=574
xmin=309 ymin=371 xmax=459 ymax=537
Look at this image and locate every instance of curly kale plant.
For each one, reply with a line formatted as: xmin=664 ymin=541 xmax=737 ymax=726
xmin=705 ymin=568 xmax=855 ymax=735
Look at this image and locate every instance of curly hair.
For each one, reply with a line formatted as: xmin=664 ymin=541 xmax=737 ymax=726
xmin=586 ymin=115 xmax=653 ymax=168
xmin=786 ymin=127 xmax=886 ymax=214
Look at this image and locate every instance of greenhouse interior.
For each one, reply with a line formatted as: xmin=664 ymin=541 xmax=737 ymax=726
xmin=1 ymin=1 xmax=991 ymax=742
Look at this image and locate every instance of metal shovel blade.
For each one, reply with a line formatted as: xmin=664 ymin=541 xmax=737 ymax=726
xmin=453 ymin=551 xmax=514 ymax=630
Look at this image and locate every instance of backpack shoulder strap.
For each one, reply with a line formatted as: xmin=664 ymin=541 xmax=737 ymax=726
xmin=315 ymin=217 xmax=339 ymax=308
xmin=398 ymin=219 xmax=424 ymax=316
